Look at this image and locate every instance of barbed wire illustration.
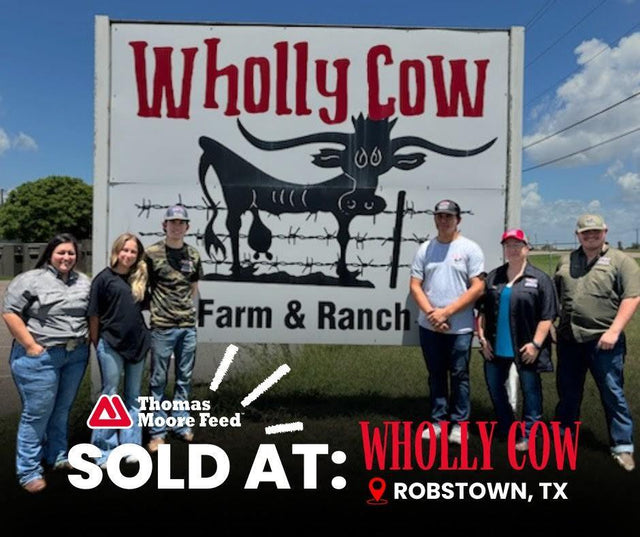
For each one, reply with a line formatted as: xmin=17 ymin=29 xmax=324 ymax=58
xmin=134 ymin=191 xmax=443 ymax=287
xmin=135 ymin=197 xmax=448 ymax=220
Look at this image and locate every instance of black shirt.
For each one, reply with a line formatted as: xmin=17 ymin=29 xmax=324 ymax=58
xmin=478 ymin=263 xmax=558 ymax=372
xmin=87 ymin=267 xmax=151 ymax=362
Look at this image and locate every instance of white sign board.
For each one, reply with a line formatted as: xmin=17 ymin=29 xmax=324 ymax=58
xmin=94 ymin=18 xmax=524 ymax=345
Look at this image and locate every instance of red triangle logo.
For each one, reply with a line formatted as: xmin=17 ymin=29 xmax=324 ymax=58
xmin=87 ymin=394 xmax=133 ymax=429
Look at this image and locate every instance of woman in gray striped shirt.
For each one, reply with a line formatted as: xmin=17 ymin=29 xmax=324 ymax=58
xmin=2 ymin=233 xmax=90 ymax=493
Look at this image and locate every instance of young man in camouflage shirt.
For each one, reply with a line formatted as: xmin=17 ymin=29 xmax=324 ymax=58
xmin=145 ymin=204 xmax=203 ymax=452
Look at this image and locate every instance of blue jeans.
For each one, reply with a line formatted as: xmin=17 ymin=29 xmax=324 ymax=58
xmin=419 ymin=327 xmax=472 ymax=424
xmin=91 ymin=339 xmax=146 ymax=465
xmin=10 ymin=341 xmax=88 ymax=486
xmin=484 ymin=357 xmax=542 ymax=440
xmin=148 ymin=327 xmax=197 ymax=438
xmin=555 ymin=335 xmax=633 ymax=454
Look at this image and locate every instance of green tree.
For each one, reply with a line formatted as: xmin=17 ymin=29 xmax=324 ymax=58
xmin=0 ymin=176 xmax=92 ymax=241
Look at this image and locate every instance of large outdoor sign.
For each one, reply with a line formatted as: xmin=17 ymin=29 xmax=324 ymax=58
xmin=94 ymin=18 xmax=524 ymax=345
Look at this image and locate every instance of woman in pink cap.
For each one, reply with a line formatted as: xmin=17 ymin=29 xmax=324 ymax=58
xmin=476 ymin=229 xmax=558 ymax=450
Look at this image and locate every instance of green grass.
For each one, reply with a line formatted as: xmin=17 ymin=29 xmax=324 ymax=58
xmin=2 ymin=254 xmax=639 ymax=529
xmin=528 ymin=252 xmax=562 ymax=274
xmin=529 ymin=251 xmax=640 ymax=274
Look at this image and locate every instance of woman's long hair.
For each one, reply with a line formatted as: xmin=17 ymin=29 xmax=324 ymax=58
xmin=35 ymin=233 xmax=80 ymax=270
xmin=110 ymin=233 xmax=148 ymax=302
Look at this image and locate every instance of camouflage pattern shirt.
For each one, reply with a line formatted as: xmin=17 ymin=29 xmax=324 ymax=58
xmin=145 ymin=240 xmax=203 ymax=329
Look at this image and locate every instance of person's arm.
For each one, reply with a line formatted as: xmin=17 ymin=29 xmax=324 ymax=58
xmin=192 ymin=253 xmax=203 ymax=301
xmin=476 ymin=312 xmax=494 ymax=360
xmin=87 ymin=274 xmax=104 ymax=347
xmin=145 ymin=255 xmax=156 ymax=294
xmin=598 ymin=296 xmax=640 ymax=349
xmin=410 ymin=276 xmax=434 ymax=315
xmin=520 ymin=271 xmax=557 ymax=363
xmin=2 ymin=312 xmax=43 ymax=356
xmin=89 ymin=316 xmax=100 ymax=348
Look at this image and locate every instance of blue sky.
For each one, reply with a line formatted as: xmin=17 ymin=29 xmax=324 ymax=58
xmin=1 ymin=0 xmax=638 ymax=246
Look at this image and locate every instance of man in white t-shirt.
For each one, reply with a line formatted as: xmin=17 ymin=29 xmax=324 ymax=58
xmin=410 ymin=199 xmax=486 ymax=444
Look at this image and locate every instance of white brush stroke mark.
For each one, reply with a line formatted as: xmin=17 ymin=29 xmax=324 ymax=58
xmin=241 ymin=364 xmax=291 ymax=407
xmin=265 ymin=422 xmax=304 ymax=435
xmin=209 ymin=344 xmax=239 ymax=392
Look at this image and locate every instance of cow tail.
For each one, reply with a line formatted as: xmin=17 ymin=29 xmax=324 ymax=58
xmin=198 ymin=147 xmax=227 ymax=260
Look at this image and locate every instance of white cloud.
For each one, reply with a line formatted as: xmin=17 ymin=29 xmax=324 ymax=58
xmin=603 ymin=161 xmax=640 ymax=200
xmin=521 ymin=182 xmax=637 ymax=247
xmin=605 ymin=159 xmax=624 ymax=178
xmin=524 ymin=32 xmax=640 ymax=168
xmin=521 ymin=185 xmax=590 ymax=245
xmin=521 ymin=182 xmax=542 ymax=209
xmin=617 ymin=171 xmax=640 ymax=198
xmin=0 ymin=128 xmax=9 ymax=156
xmin=0 ymin=127 xmax=37 ymax=156
xmin=13 ymin=132 xmax=38 ymax=151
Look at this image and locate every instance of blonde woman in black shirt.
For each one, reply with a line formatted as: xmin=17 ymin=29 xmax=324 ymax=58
xmin=88 ymin=232 xmax=150 ymax=467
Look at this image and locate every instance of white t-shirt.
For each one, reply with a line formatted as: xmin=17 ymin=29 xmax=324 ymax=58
xmin=410 ymin=235 xmax=485 ymax=333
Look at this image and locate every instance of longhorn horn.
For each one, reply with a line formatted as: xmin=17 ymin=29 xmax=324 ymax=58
xmin=391 ymin=136 xmax=497 ymax=157
xmin=237 ymin=119 xmax=349 ymax=150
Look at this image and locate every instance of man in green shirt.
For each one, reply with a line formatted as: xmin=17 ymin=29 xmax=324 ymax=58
xmin=554 ymin=214 xmax=640 ymax=472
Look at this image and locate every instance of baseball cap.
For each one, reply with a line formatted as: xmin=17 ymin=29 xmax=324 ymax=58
xmin=576 ymin=214 xmax=606 ymax=233
xmin=501 ymin=228 xmax=529 ymax=245
xmin=433 ymin=199 xmax=461 ymax=216
xmin=164 ymin=204 xmax=190 ymax=221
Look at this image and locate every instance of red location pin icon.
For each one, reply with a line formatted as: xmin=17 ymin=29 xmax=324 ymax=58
xmin=367 ymin=477 xmax=388 ymax=505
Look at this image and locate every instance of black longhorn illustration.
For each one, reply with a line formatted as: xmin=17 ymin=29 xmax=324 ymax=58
xmin=198 ymin=114 xmax=496 ymax=284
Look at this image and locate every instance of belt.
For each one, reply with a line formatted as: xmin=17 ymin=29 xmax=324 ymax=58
xmin=52 ymin=338 xmax=87 ymax=351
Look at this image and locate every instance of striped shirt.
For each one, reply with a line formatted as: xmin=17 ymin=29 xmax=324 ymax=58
xmin=3 ymin=265 xmax=90 ymax=346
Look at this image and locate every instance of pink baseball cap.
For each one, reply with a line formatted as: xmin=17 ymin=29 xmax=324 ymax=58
xmin=501 ymin=228 xmax=529 ymax=245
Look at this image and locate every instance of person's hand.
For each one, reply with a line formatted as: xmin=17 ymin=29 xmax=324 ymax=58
xmin=25 ymin=343 xmax=44 ymax=356
xmin=519 ymin=343 xmax=539 ymax=364
xmin=479 ymin=338 xmax=494 ymax=360
xmin=597 ymin=329 xmax=620 ymax=350
xmin=433 ymin=321 xmax=450 ymax=333
xmin=427 ymin=308 xmax=450 ymax=332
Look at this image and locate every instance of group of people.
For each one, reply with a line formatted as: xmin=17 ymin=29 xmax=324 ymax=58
xmin=410 ymin=200 xmax=640 ymax=472
xmin=4 ymin=198 xmax=638 ymax=493
xmin=3 ymin=204 xmax=202 ymax=493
